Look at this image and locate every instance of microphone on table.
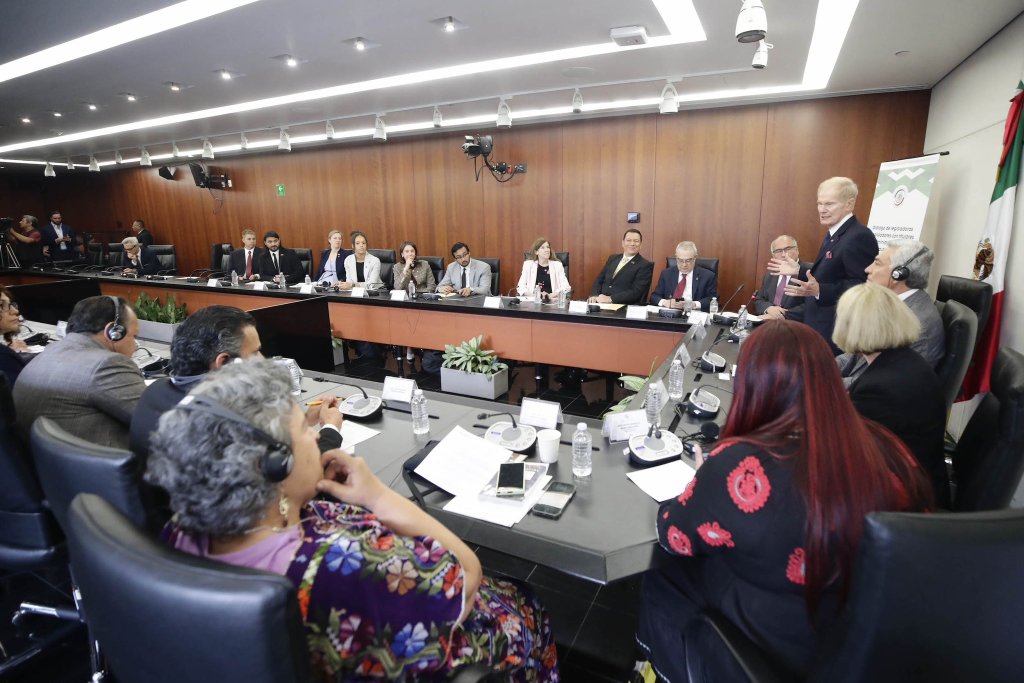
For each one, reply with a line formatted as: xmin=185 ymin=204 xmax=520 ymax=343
xmin=682 ymin=422 xmax=721 ymax=458
xmin=503 ymin=287 xmax=520 ymax=306
xmin=336 ymin=383 xmax=385 ymax=421
xmin=712 ymin=284 xmax=745 ymax=324
xmin=477 ymin=411 xmax=537 ymax=452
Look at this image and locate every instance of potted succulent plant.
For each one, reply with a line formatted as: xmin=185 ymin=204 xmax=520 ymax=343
xmin=133 ymin=292 xmax=187 ymax=343
xmin=440 ymin=335 xmax=509 ymax=399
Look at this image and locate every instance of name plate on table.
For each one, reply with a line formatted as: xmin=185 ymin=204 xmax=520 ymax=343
xmin=299 ymin=283 xmax=314 ymax=294
xmin=626 ymin=305 xmax=649 ymax=320
xmin=252 ymin=281 xmax=268 ymax=291
xmin=568 ymin=300 xmax=589 ymax=314
xmin=206 ymin=278 xmax=220 ymax=288
xmin=390 ymin=290 xmax=408 ymax=301
xmin=56 ymin=321 xmax=68 ymax=338
xmin=519 ymin=397 xmax=563 ymax=429
xmin=651 ymin=379 xmax=670 ymax=409
xmin=602 ymin=409 xmax=649 ymax=442
xmin=351 ymin=287 xmax=366 ymax=298
xmin=483 ymin=296 xmax=502 ymax=309
xmin=382 ymin=376 xmax=417 ymax=404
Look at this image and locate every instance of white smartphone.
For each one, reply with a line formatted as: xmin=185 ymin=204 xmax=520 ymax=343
xmin=495 ymin=462 xmax=526 ymax=497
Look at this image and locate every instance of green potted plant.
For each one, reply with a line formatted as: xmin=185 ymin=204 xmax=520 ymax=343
xmin=440 ymin=335 xmax=509 ymax=399
xmin=133 ymin=292 xmax=187 ymax=343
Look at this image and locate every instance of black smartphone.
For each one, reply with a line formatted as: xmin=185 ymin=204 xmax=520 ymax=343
xmin=532 ymin=481 xmax=576 ymax=518
xmin=495 ymin=462 xmax=526 ymax=497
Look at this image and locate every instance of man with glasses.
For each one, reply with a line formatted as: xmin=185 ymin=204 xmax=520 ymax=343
xmin=120 ymin=236 xmax=160 ymax=276
xmin=754 ymin=236 xmax=808 ymax=320
xmin=437 ymin=242 xmax=491 ymax=297
xmin=589 ymin=229 xmax=654 ymax=305
xmin=650 ymin=241 xmax=717 ymax=311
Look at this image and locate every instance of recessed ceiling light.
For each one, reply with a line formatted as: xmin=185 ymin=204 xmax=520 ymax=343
xmin=431 ymin=16 xmax=465 ymax=33
xmin=87 ymin=103 xmax=97 ymax=110
xmin=285 ymin=56 xmax=298 ymax=68
xmin=444 ymin=17 xmax=456 ymax=33
xmin=20 ymin=117 xmax=30 ymax=124
xmin=219 ymin=69 xmax=232 ymax=80
xmin=53 ymin=112 xmax=62 ymax=117
xmin=124 ymin=93 xmax=137 ymax=102
xmin=354 ymin=38 xmax=366 ymax=51
xmin=169 ymin=82 xmax=181 ymax=91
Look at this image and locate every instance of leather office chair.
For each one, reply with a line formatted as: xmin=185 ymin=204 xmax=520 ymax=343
xmin=66 ymin=493 xmax=312 ymax=683
xmin=210 ymin=242 xmax=233 ymax=271
xmin=422 ymin=256 xmax=445 ymax=287
xmin=369 ymin=248 xmax=397 ymax=266
xmin=521 ymin=251 xmax=570 ymax=281
xmin=380 ymin=262 xmax=395 ymax=290
xmin=936 ymin=274 xmax=992 ymax=351
xmin=477 ymin=257 xmax=500 ymax=295
xmin=291 ymin=248 xmax=313 ymax=278
xmin=665 ymin=256 xmax=719 ymax=275
xmin=149 ymin=244 xmax=177 ymax=274
xmin=949 ymin=346 xmax=1024 ymax=511
xmin=934 ymin=300 xmax=978 ymax=413
xmin=86 ymin=242 xmax=104 ymax=266
xmin=685 ymin=509 xmax=1024 ymax=682
xmin=105 ymin=242 xmax=124 ymax=266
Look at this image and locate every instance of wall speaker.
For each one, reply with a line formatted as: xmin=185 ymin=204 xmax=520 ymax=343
xmin=158 ymin=166 xmax=176 ymax=180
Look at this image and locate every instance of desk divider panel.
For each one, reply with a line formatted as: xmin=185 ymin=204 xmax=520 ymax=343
xmin=8 ymin=278 xmax=101 ymax=324
xmin=249 ymin=296 xmax=335 ymax=372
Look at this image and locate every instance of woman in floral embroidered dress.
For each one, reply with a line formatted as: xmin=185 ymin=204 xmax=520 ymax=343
xmin=636 ymin=321 xmax=932 ymax=681
xmin=146 ymin=360 xmax=558 ymax=681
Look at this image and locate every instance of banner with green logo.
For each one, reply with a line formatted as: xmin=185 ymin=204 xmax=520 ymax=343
xmin=866 ymin=154 xmax=942 ymax=251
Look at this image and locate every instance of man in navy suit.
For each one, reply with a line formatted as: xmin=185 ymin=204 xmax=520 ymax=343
xmin=769 ymin=177 xmax=878 ymax=352
xmin=753 ymin=235 xmax=808 ymax=320
xmin=650 ymin=241 xmax=718 ymax=311
xmin=228 ymin=228 xmax=262 ymax=280
xmin=119 ymin=236 xmax=161 ymax=276
xmin=589 ymin=228 xmax=654 ymax=305
xmin=39 ymin=210 xmax=78 ymax=261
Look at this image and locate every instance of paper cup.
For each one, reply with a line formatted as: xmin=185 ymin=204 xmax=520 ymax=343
xmin=536 ymin=429 xmax=561 ymax=463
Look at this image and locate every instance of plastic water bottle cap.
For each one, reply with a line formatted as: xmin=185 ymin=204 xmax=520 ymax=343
xmin=577 ymin=422 xmax=587 ymax=430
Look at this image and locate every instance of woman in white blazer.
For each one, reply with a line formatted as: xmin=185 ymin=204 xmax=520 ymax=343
xmin=516 ymin=238 xmax=569 ymax=300
xmin=339 ymin=231 xmax=383 ymax=290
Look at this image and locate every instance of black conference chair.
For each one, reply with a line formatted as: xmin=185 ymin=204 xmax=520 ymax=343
xmin=380 ymin=262 xmax=395 ymax=290
xmin=521 ymin=251 xmax=571 ymax=281
xmin=665 ymin=256 xmax=719 ymax=274
xmin=934 ymin=300 xmax=978 ymax=414
xmin=477 ymin=257 xmax=500 ymax=295
xmin=0 ymin=378 xmax=82 ymax=677
xmin=105 ymin=242 xmax=124 ymax=266
xmin=210 ymin=242 xmax=233 ymax=271
xmin=86 ymin=242 xmax=104 ymax=266
xmin=949 ymin=346 xmax=1024 ymax=511
xmin=422 ymin=256 xmax=445 ymax=288
xmin=369 ymin=248 xmax=397 ymax=266
xmin=685 ymin=509 xmax=1024 ymax=683
xmin=937 ymin=274 xmax=992 ymax=351
xmin=149 ymin=244 xmax=177 ymax=274
xmin=291 ymin=248 xmax=313 ymax=278
xmin=65 ymin=493 xmax=312 ymax=683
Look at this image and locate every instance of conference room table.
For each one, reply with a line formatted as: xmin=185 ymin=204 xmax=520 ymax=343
xmin=1 ymin=269 xmax=691 ymax=376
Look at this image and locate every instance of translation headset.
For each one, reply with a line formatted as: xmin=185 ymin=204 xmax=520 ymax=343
xmin=890 ymin=247 xmax=928 ymax=282
xmin=105 ymin=295 xmax=126 ymax=342
xmin=176 ymin=394 xmax=293 ymax=482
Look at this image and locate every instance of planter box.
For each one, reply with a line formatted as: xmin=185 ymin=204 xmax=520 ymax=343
xmin=136 ymin=319 xmax=181 ymax=344
xmin=332 ymin=343 xmax=346 ymax=367
xmin=441 ymin=367 xmax=509 ymax=400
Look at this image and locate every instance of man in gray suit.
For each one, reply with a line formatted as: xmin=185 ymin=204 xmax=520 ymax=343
xmin=437 ymin=242 xmax=492 ymax=296
xmin=14 ymin=295 xmax=144 ymax=449
xmin=753 ymin=235 xmax=809 ymax=321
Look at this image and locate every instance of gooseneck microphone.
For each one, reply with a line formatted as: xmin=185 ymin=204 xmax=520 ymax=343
xmin=477 ymin=411 xmax=536 ymax=452
xmin=337 ymin=383 xmax=384 ymax=420
xmin=712 ymin=284 xmax=745 ymax=324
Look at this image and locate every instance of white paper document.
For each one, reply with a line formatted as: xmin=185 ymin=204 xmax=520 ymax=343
xmin=338 ymin=420 xmax=379 ymax=449
xmin=627 ymin=460 xmax=697 ymax=502
xmin=413 ymin=426 xmax=511 ymax=496
xmin=443 ymin=474 xmax=552 ymax=527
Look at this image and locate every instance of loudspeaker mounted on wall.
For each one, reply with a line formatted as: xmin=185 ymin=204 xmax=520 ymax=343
xmin=158 ymin=166 xmax=176 ymax=180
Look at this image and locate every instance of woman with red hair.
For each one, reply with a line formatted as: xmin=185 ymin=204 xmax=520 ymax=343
xmin=636 ymin=320 xmax=932 ymax=681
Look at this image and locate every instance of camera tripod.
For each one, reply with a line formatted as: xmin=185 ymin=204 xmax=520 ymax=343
xmin=0 ymin=236 xmax=21 ymax=269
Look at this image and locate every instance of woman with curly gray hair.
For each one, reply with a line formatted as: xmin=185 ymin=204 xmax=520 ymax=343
xmin=146 ymin=359 xmax=558 ymax=681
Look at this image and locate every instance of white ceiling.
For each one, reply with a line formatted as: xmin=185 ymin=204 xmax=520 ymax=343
xmin=1 ymin=0 xmax=1022 ymax=167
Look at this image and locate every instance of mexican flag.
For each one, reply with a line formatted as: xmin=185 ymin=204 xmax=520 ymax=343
xmin=962 ymin=81 xmax=1024 ymax=398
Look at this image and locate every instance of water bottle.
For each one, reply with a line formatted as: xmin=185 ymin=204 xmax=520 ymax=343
xmin=304 ymin=274 xmax=311 ymax=286
xmin=571 ymin=423 xmax=592 ymax=478
xmin=534 ymin=284 xmax=542 ymax=302
xmin=667 ymin=358 xmax=684 ymax=401
xmin=645 ymin=383 xmax=661 ymax=430
xmin=737 ymin=304 xmax=749 ymax=330
xmin=709 ymin=297 xmax=719 ymax=316
xmin=558 ymin=287 xmax=570 ymax=307
xmin=272 ymin=357 xmax=303 ymax=396
xmin=411 ymin=389 xmax=430 ymax=435
xmin=231 ymin=270 xmax=239 ymax=286
xmin=407 ymin=278 xmax=416 ymax=301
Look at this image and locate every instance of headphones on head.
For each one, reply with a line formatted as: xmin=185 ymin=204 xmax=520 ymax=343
xmin=176 ymin=394 xmax=293 ymax=482
xmin=890 ymin=248 xmax=928 ymax=282
xmin=105 ymin=295 xmax=126 ymax=341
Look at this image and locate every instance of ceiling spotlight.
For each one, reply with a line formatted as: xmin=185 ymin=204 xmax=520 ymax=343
xmin=20 ymin=117 xmax=30 ymax=124
xmin=285 ymin=55 xmax=298 ymax=68
xmin=125 ymin=93 xmax=137 ymax=102
xmin=53 ymin=111 xmax=62 ymax=118
xmin=172 ymin=142 xmax=182 ymax=157
xmin=202 ymin=138 xmax=214 ymax=159
xmin=444 ymin=16 xmax=456 ymax=33
xmin=239 ymin=132 xmax=249 ymax=150
xmin=88 ymin=156 xmax=100 ymax=172
xmin=114 ymin=151 xmax=123 ymax=164
xmin=220 ymin=69 xmax=232 ymax=80
xmin=433 ymin=106 xmax=443 ymax=128
xmin=572 ymin=89 xmax=583 ymax=114
xmin=736 ymin=0 xmax=767 ymax=43
xmin=87 ymin=103 xmax=98 ymax=111
xmin=43 ymin=162 xmax=55 ymax=177
xmin=496 ymin=99 xmax=512 ymax=128
xmin=66 ymin=158 xmax=74 ymax=170
xmin=659 ymin=83 xmax=679 ymax=114
xmin=140 ymin=148 xmax=152 ymax=166
xmin=169 ymin=82 xmax=181 ymax=92
xmin=752 ymin=40 xmax=772 ymax=69
xmin=373 ymin=116 xmax=387 ymax=142
xmin=278 ymin=129 xmax=291 ymax=151
xmin=325 ymin=121 xmax=336 ymax=140
xmin=354 ymin=37 xmax=366 ymax=51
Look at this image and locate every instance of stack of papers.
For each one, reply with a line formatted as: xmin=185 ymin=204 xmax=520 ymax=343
xmin=627 ymin=460 xmax=697 ymax=502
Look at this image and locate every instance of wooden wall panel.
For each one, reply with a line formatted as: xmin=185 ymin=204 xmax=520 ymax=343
xmin=3 ymin=91 xmax=929 ymax=315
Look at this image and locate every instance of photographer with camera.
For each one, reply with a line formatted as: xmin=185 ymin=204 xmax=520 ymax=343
xmin=6 ymin=215 xmax=45 ymax=267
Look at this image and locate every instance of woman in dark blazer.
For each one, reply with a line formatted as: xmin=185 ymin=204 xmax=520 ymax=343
xmin=314 ymin=230 xmax=349 ymax=286
xmin=833 ymin=283 xmax=949 ymax=507
xmin=0 ymin=285 xmax=30 ymax=386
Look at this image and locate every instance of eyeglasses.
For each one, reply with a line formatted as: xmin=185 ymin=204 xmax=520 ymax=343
xmin=771 ymin=245 xmax=798 ymax=256
xmin=676 ymin=258 xmax=696 ymax=265
xmin=0 ymin=301 xmax=19 ymax=312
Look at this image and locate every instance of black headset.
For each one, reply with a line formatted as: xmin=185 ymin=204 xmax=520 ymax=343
xmin=890 ymin=247 xmax=928 ymax=282
xmin=105 ymin=295 xmax=126 ymax=341
xmin=176 ymin=395 xmax=293 ymax=482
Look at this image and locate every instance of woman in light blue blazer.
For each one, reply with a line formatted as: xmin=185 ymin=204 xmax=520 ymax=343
xmin=516 ymin=238 xmax=569 ymax=300
xmin=339 ymin=231 xmax=383 ymax=290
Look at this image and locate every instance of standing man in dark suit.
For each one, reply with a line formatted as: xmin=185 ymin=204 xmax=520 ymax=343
xmin=650 ymin=241 xmax=717 ymax=311
xmin=768 ymin=177 xmax=877 ymax=352
xmin=131 ymin=219 xmax=155 ymax=246
xmin=256 ymin=230 xmax=306 ymax=285
xmin=589 ymin=228 xmax=654 ymax=305
xmin=120 ymin=236 xmax=160 ymax=275
xmin=228 ymin=228 xmax=262 ymax=280
xmin=753 ymin=235 xmax=808 ymax=320
xmin=40 ymin=210 xmax=78 ymax=261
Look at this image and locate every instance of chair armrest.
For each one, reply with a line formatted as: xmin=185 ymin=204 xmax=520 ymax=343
xmin=687 ymin=610 xmax=787 ymax=683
